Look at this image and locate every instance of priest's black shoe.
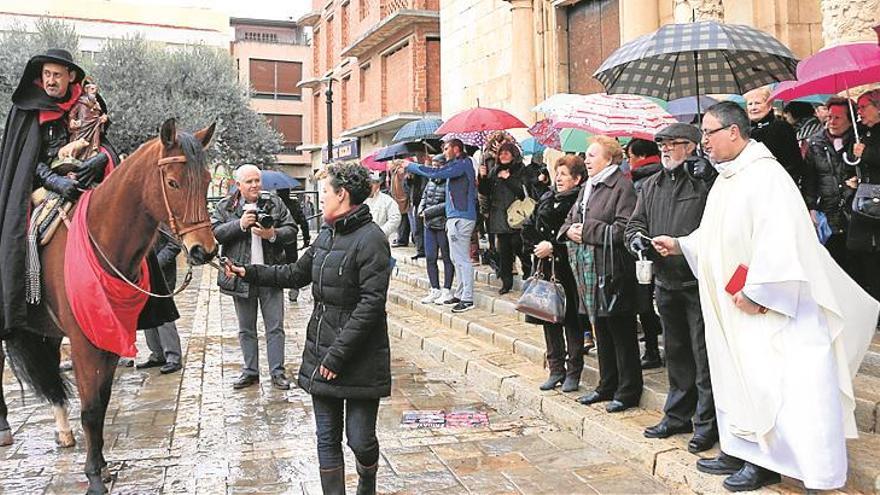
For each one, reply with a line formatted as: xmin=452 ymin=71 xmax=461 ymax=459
xmin=687 ymin=432 xmax=718 ymax=453
xmin=722 ymin=462 xmax=781 ymax=492
xmin=643 ymin=421 xmax=693 ymax=439
xmin=696 ymin=452 xmax=745 ymax=476
xmin=640 ymin=352 xmax=663 ymax=370
xmin=577 ymin=391 xmax=611 ymax=405
xmin=539 ymin=373 xmax=565 ymax=391
xmin=605 ymin=400 xmax=633 ymax=413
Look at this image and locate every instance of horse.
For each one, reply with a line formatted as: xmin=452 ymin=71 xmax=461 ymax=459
xmin=0 ymin=118 xmax=217 ymax=494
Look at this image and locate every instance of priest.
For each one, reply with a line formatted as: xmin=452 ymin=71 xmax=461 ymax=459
xmin=652 ymin=101 xmax=878 ymax=492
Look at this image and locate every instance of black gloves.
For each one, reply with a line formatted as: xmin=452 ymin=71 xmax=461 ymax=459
xmin=684 ymin=155 xmax=717 ymax=183
xmin=75 ymin=152 xmax=109 ymax=186
xmin=629 ymin=234 xmax=650 ymax=254
xmin=35 ymin=162 xmax=82 ymax=202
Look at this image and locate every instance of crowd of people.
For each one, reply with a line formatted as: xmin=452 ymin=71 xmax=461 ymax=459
xmin=231 ymin=90 xmax=877 ymax=494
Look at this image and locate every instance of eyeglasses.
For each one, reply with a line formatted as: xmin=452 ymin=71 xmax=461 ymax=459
xmin=658 ymin=140 xmax=691 ymax=150
xmin=700 ymin=124 xmax=732 ymax=140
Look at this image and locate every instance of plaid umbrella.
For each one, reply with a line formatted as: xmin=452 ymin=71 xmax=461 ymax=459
xmin=549 ymin=93 xmax=677 ymax=140
xmin=594 ymin=21 xmax=798 ymax=101
xmin=392 ymin=118 xmax=443 ymax=143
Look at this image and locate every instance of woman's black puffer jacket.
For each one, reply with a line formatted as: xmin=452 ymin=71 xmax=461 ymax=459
xmin=418 ymin=177 xmax=447 ymax=230
xmin=242 ymin=204 xmax=392 ymax=399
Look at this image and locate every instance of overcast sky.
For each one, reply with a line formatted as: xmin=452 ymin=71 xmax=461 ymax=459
xmin=143 ymin=0 xmax=310 ymax=21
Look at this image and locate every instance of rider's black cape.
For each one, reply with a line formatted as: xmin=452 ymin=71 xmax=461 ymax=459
xmin=0 ymin=80 xmax=61 ymax=339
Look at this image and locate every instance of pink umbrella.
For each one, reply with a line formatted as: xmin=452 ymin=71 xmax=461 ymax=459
xmin=436 ymin=107 xmax=526 ymax=134
xmin=548 ymin=93 xmax=677 ymax=140
xmin=528 ymin=119 xmax=561 ymax=150
xmin=360 ymin=151 xmax=385 ymax=171
xmin=769 ymin=42 xmax=880 ymax=101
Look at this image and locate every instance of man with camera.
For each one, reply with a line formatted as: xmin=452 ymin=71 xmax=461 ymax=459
xmin=212 ymin=164 xmax=296 ymax=390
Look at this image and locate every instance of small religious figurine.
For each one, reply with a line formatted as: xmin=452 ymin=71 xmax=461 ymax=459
xmin=68 ymin=76 xmax=109 ymax=160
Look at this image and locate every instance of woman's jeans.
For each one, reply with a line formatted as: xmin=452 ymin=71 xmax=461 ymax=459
xmin=312 ymin=394 xmax=381 ymax=469
xmin=425 ymin=227 xmax=454 ymax=289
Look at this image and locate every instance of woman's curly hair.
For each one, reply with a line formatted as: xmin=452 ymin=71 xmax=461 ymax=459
xmin=326 ymin=162 xmax=372 ymax=205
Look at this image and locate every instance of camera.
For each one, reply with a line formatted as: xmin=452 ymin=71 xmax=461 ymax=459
xmin=254 ymin=191 xmax=275 ymax=229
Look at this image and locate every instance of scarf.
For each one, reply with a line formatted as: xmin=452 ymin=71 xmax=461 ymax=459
xmin=35 ymin=80 xmax=82 ymax=125
xmin=580 ymin=164 xmax=619 ymax=213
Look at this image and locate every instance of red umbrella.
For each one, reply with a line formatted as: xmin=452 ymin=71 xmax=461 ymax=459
xmin=360 ymin=151 xmax=386 ymax=171
xmin=769 ymin=42 xmax=880 ymax=101
xmin=436 ymin=107 xmax=526 ymax=135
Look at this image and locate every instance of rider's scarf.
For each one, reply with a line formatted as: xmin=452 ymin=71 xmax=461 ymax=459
xmin=35 ymin=80 xmax=81 ymax=125
xmin=64 ymin=191 xmax=150 ymax=357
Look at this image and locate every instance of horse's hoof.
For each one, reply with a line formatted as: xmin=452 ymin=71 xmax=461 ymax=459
xmin=54 ymin=430 xmax=76 ymax=448
xmin=0 ymin=429 xmax=12 ymax=447
xmin=100 ymin=465 xmax=112 ymax=483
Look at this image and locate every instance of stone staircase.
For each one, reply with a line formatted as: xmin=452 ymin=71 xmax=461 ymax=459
xmin=386 ymin=246 xmax=880 ymax=494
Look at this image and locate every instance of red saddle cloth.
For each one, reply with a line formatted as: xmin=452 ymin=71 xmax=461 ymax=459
xmin=64 ymin=190 xmax=149 ymax=357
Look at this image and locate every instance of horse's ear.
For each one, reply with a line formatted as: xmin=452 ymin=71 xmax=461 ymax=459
xmin=160 ymin=118 xmax=177 ymax=149
xmin=195 ymin=122 xmax=216 ymax=149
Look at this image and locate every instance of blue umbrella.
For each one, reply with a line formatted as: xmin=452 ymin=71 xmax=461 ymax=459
xmin=520 ymin=137 xmax=546 ymax=156
xmin=392 ymin=118 xmax=443 ymax=143
xmin=374 ymin=142 xmax=424 ymax=162
xmin=667 ymin=96 xmax=719 ymax=123
xmin=260 ymin=169 xmax=301 ymax=190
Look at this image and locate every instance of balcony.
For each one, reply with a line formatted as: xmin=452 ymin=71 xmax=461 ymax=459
xmin=340 ymin=1 xmax=439 ymax=59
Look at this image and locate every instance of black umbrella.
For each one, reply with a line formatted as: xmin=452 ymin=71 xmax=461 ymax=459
xmin=594 ymin=21 xmax=798 ymax=108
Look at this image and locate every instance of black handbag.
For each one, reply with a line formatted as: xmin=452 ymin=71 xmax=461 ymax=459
xmin=597 ymin=225 xmax=622 ymax=316
xmin=516 ymin=256 xmax=566 ymax=323
xmin=852 ymin=164 xmax=880 ymax=220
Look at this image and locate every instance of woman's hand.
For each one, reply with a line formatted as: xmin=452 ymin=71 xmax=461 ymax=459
xmin=854 ymin=143 xmax=866 ymax=158
xmin=845 ymin=176 xmax=859 ymax=190
xmin=224 ymin=261 xmax=246 ymax=279
xmin=732 ymin=291 xmax=764 ymax=315
xmin=566 ymin=223 xmax=583 ymax=244
xmin=497 ymin=169 xmax=511 ymax=180
xmin=651 ymin=236 xmax=681 ymax=257
xmin=319 ymin=365 xmax=337 ymax=380
xmin=534 ymin=241 xmax=553 ymax=258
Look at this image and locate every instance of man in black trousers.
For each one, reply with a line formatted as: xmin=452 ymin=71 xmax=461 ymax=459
xmin=625 ymin=123 xmax=717 ymax=454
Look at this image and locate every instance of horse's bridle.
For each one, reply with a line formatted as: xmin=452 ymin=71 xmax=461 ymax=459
xmin=75 ymin=153 xmax=213 ymax=299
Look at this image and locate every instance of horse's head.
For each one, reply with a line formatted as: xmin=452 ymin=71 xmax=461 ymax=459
xmin=149 ymin=118 xmax=218 ymax=265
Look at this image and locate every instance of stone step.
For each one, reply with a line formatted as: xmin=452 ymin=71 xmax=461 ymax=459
xmin=390 ymin=255 xmax=880 ymax=435
xmin=385 ymin=294 xmax=874 ymax=494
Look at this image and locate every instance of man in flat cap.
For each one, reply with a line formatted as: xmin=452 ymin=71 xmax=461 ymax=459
xmin=625 ymin=122 xmax=718 ymax=454
xmin=0 ymin=49 xmax=112 ymax=338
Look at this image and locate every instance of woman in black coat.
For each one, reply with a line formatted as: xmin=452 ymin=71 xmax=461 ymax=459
xmin=521 ymin=155 xmax=585 ymax=393
xmin=478 ymin=142 xmax=533 ymax=293
xmin=850 ymin=89 xmax=880 ymax=302
xmin=226 ymin=163 xmax=391 ymax=495
xmin=559 ymin=136 xmax=642 ymax=413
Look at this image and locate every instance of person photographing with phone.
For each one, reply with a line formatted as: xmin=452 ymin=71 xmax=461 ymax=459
xmin=211 ymin=164 xmax=296 ymax=391
xmin=651 ymin=102 xmax=878 ymax=493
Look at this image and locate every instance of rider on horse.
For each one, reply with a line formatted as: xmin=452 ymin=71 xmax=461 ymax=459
xmin=0 ymin=48 xmax=176 ymax=340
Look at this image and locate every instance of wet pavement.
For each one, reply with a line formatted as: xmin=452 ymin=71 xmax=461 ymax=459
xmin=1 ymin=268 xmax=677 ymax=494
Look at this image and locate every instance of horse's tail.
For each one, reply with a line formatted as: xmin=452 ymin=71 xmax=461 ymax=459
xmin=4 ymin=331 xmax=69 ymax=406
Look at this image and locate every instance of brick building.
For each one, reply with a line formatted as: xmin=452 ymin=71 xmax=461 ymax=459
xmin=230 ymin=18 xmax=311 ymax=187
xmin=441 ymin=0 xmax=880 ymax=132
xmin=297 ymin=0 xmax=442 ymax=171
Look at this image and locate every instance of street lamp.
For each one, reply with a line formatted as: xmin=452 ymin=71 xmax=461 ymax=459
xmin=321 ymin=76 xmax=337 ymax=164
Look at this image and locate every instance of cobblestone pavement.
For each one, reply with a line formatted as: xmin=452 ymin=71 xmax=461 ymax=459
xmin=1 ymin=268 xmax=679 ymax=494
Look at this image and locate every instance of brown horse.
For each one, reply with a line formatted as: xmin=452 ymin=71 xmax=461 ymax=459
xmin=0 ymin=118 xmax=217 ymax=494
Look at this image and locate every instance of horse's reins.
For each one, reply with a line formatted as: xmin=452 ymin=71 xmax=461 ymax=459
xmin=59 ymin=154 xmax=211 ymax=299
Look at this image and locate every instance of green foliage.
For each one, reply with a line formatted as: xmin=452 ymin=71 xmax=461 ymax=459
xmin=0 ymin=20 xmax=282 ymax=171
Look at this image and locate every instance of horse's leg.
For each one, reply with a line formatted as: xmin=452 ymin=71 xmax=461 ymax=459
xmin=0 ymin=344 xmax=11 ymax=446
xmin=71 ymin=337 xmax=118 ymax=494
xmin=53 ymin=403 xmax=75 ymax=448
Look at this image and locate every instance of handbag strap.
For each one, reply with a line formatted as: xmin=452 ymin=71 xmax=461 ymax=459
xmin=603 ymin=224 xmax=615 ymax=280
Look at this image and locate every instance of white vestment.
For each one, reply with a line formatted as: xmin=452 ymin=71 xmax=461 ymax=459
xmin=678 ymin=141 xmax=878 ymax=489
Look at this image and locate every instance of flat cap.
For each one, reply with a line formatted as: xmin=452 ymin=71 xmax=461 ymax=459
xmin=655 ymin=123 xmax=702 ymax=144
